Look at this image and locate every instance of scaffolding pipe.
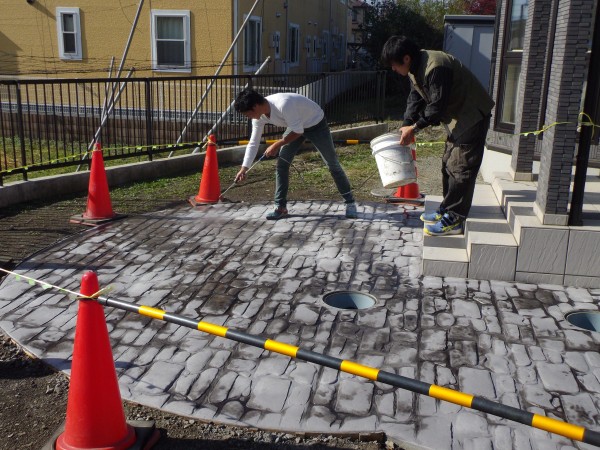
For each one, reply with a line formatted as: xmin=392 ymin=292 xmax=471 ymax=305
xmin=77 ymin=69 xmax=135 ymax=171
xmin=95 ymin=0 xmax=144 ymax=146
xmin=202 ymin=56 xmax=271 ymax=144
xmin=177 ymin=56 xmax=270 ymax=157
xmin=175 ymin=0 xmax=263 ymax=147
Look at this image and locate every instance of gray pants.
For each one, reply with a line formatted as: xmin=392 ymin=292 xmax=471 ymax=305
xmin=274 ymin=118 xmax=354 ymax=207
xmin=440 ymin=116 xmax=490 ymax=219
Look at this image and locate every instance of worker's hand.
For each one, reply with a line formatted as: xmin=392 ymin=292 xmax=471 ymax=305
xmin=235 ymin=167 xmax=249 ymax=183
xmin=264 ymin=141 xmax=282 ymax=158
xmin=399 ymin=126 xmax=415 ymax=146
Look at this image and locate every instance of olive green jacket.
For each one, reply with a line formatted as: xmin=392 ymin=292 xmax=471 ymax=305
xmin=407 ymin=50 xmax=495 ymax=139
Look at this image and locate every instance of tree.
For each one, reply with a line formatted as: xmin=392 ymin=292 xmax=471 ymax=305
xmin=360 ymin=0 xmax=444 ymax=68
xmin=466 ymin=0 xmax=497 ymax=15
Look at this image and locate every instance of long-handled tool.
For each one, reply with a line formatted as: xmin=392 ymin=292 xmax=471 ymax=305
xmin=219 ymin=152 xmax=268 ymax=201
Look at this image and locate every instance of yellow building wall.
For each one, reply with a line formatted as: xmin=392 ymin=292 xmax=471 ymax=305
xmin=0 ymin=0 xmax=234 ymax=79
xmin=0 ymin=0 xmax=350 ymax=79
xmin=235 ymin=0 xmax=350 ymax=75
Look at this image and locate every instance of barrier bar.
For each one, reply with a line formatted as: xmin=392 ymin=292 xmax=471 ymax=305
xmin=95 ymin=295 xmax=600 ymax=447
xmin=217 ymin=139 xmax=371 ymax=146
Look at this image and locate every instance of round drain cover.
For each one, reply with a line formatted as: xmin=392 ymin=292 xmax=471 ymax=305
xmin=323 ymin=291 xmax=376 ymax=310
xmin=566 ymin=311 xmax=600 ymax=332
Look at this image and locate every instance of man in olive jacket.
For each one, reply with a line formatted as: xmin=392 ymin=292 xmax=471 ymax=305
xmin=381 ymin=35 xmax=494 ymax=236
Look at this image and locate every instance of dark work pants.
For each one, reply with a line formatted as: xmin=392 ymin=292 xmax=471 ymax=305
xmin=440 ymin=116 xmax=490 ymax=219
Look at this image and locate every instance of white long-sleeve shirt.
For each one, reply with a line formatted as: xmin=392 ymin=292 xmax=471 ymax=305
xmin=241 ymin=93 xmax=325 ymax=168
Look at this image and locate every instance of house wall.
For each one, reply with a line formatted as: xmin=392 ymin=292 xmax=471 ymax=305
xmin=485 ymin=0 xmax=599 ymax=181
xmin=0 ymin=0 xmax=234 ymax=79
xmin=1 ymin=0 xmax=351 ymax=79
xmin=217 ymin=0 xmax=349 ymax=76
xmin=443 ymin=15 xmax=495 ymax=92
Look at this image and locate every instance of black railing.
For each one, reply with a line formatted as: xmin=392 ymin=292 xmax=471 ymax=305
xmin=0 ymin=71 xmax=386 ymax=184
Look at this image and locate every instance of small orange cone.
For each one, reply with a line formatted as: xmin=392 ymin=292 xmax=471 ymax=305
xmin=189 ymin=135 xmax=221 ymax=206
xmin=70 ymin=143 xmax=125 ymax=226
xmin=388 ymin=141 xmax=424 ymax=204
xmin=55 ymin=271 xmax=136 ymax=450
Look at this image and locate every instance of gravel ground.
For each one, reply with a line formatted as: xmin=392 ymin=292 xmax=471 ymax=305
xmin=0 ymin=135 xmax=448 ymax=449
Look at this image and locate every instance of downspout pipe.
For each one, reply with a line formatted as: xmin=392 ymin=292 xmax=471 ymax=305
xmin=569 ymin=1 xmax=600 ymax=226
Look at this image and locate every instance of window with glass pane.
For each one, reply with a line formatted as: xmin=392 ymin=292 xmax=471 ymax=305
xmin=156 ymin=17 xmax=184 ymax=66
xmin=62 ymin=14 xmax=76 ymax=53
xmin=500 ymin=63 xmax=521 ymax=124
xmin=56 ymin=7 xmax=81 ymax=59
xmin=496 ymin=0 xmax=528 ymax=131
xmin=244 ymin=18 xmax=261 ymax=67
xmin=289 ymin=25 xmax=299 ymax=64
xmin=508 ymin=0 xmax=528 ymax=50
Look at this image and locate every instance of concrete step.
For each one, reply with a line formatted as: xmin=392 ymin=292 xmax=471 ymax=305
xmin=465 ymin=184 xmax=518 ymax=281
xmin=421 ymin=186 xmax=518 ymax=281
xmin=421 ymin=196 xmax=468 ymax=278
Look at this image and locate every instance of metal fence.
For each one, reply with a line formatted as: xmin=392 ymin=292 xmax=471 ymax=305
xmin=0 ymin=71 xmax=386 ymax=184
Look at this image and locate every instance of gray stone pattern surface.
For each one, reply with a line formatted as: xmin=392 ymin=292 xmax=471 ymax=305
xmin=0 ymin=201 xmax=600 ymax=449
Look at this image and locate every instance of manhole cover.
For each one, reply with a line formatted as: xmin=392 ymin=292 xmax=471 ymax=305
xmin=323 ymin=291 xmax=376 ymax=310
xmin=566 ymin=311 xmax=600 ymax=332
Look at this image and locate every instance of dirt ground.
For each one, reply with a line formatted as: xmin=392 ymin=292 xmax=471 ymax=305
xmin=0 ymin=144 xmax=445 ymax=450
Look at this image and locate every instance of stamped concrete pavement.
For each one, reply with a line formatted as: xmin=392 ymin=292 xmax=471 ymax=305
xmin=0 ymin=201 xmax=599 ymax=450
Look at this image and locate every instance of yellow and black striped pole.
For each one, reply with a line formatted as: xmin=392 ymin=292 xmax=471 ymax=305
xmin=95 ymin=295 xmax=600 ymax=447
xmin=218 ymin=139 xmax=371 ymax=146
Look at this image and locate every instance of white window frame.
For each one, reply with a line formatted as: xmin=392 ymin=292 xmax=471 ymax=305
xmin=243 ymin=15 xmax=262 ymax=72
xmin=56 ymin=7 xmax=82 ymax=60
xmin=288 ymin=23 xmax=300 ymax=67
xmin=151 ymin=10 xmax=191 ymax=73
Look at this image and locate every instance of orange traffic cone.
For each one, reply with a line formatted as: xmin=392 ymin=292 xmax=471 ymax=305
xmin=189 ymin=135 xmax=221 ymax=206
xmin=70 ymin=143 xmax=125 ymax=226
xmin=54 ymin=271 xmax=159 ymax=450
xmin=56 ymin=271 xmax=136 ymax=450
xmin=388 ymin=142 xmax=424 ymax=205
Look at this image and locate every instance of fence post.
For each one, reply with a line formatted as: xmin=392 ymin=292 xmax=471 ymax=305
xmin=245 ymin=76 xmax=253 ymax=137
xmin=145 ymin=79 xmax=153 ymax=161
xmin=15 ymin=82 xmax=27 ymax=181
xmin=320 ymin=73 xmax=327 ymax=109
xmin=377 ymin=71 xmax=386 ymax=124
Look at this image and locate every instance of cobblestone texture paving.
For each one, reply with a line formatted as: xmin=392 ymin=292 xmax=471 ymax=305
xmin=0 ymin=201 xmax=599 ymax=449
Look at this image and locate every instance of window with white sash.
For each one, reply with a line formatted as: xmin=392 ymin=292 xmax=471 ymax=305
xmin=56 ymin=7 xmax=82 ymax=60
xmin=151 ymin=10 xmax=191 ymax=72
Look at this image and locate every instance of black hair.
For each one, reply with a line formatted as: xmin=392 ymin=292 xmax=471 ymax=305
xmin=381 ymin=35 xmax=420 ymax=66
xmin=233 ymin=88 xmax=267 ymax=113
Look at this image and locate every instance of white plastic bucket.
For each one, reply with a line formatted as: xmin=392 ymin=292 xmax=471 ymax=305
xmin=369 ymin=133 xmax=417 ymax=188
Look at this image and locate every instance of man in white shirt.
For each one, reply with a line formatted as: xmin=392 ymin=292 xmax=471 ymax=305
xmin=233 ymin=89 xmax=357 ymax=220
